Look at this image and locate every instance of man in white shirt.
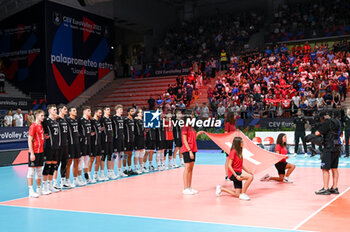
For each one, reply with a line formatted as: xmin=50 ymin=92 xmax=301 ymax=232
xmin=4 ymin=110 xmax=12 ymax=127
xmin=13 ymin=108 xmax=24 ymax=127
xmin=200 ymin=103 xmax=209 ymax=119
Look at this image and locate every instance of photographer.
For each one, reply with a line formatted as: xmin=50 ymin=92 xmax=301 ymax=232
xmin=314 ymin=112 xmax=342 ymax=195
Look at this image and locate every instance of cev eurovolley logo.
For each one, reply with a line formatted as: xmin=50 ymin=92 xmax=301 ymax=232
xmin=144 ymin=110 xmax=161 ymax=128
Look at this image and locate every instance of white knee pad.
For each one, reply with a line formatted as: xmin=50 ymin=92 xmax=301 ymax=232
xmin=161 ymin=150 xmax=165 ymax=161
xmin=27 ymin=167 xmax=35 ymax=179
xmin=78 ymin=157 xmax=83 ymax=171
xmin=156 ymin=150 xmax=162 ymax=162
xmin=36 ymin=167 xmax=43 ymax=180
xmin=134 ymin=150 xmax=140 ymax=159
xmin=83 ymin=156 xmax=89 ymax=168
xmin=139 ymin=149 xmax=145 ymax=159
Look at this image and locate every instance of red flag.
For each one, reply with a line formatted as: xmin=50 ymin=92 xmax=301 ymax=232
xmin=203 ymin=130 xmax=287 ymax=174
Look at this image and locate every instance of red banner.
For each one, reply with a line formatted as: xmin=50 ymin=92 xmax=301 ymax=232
xmin=203 ymin=130 xmax=287 ymax=174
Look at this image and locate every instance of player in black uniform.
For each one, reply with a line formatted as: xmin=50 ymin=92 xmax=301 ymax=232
xmin=42 ymin=104 xmax=60 ymax=194
xmin=293 ymin=110 xmax=308 ymax=157
xmin=134 ymin=109 xmax=146 ymax=174
xmin=89 ymin=108 xmax=103 ymax=183
xmin=155 ymin=111 xmax=166 ymax=171
xmin=66 ymin=107 xmax=81 ymax=187
xmin=124 ymin=108 xmax=136 ymax=175
xmin=144 ymin=127 xmax=156 ymax=171
xmin=53 ymin=104 xmax=71 ymax=189
xmin=173 ymin=110 xmax=183 ymax=167
xmin=100 ymin=106 xmax=116 ymax=180
xmin=78 ymin=106 xmax=93 ymax=185
xmin=112 ymin=105 xmax=128 ymax=177
xmin=343 ymin=108 xmax=350 ymax=158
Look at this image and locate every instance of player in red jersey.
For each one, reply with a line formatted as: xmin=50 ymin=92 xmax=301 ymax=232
xmin=27 ymin=110 xmax=49 ymax=197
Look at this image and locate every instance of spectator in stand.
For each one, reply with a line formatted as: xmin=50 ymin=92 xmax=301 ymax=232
xmin=217 ymin=103 xmax=226 ymax=119
xmin=0 ymin=71 xmax=5 ymax=94
xmin=148 ymin=95 xmax=155 ymax=110
xmin=200 ymin=103 xmax=209 ymax=120
xmin=210 ymin=57 xmax=217 ymax=78
xmin=156 ymin=95 xmax=164 ymax=107
xmin=220 ymin=49 xmax=228 ymax=71
xmin=4 ymin=110 xmax=13 ymax=127
xmin=13 ymin=108 xmax=24 ymax=127
xmin=26 ymin=110 xmax=35 ymax=127
xmin=207 ymin=86 xmax=214 ymax=105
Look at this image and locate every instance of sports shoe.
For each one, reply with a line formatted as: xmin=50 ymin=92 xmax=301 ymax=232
xmin=182 ymin=188 xmax=195 ymax=195
xmin=239 ymin=193 xmax=250 ymax=201
xmin=225 ymin=176 xmax=230 ymax=181
xmin=158 ymin=165 xmax=163 ymax=171
xmin=66 ymin=179 xmax=75 ymax=188
xmin=53 ymin=181 xmax=62 ymax=191
xmin=89 ymin=177 xmax=97 ymax=184
xmin=129 ymin=170 xmax=138 ymax=175
xmin=142 ymin=167 xmax=149 ymax=173
xmin=216 ymin=185 xmax=221 ymax=196
xmin=260 ymin=174 xmax=270 ymax=181
xmin=73 ymin=179 xmax=80 ymax=187
xmin=49 ymin=184 xmax=59 ymax=193
xmin=29 ymin=190 xmax=39 ymax=198
xmin=123 ymin=170 xmax=129 ymax=176
xmin=292 ymin=153 xmax=297 ymax=157
xmin=163 ymin=164 xmax=168 ymax=170
xmin=283 ymin=177 xmax=293 ymax=183
xmin=149 ymin=165 xmax=155 ymax=171
xmin=42 ymin=187 xmax=51 ymax=195
xmin=61 ymin=179 xmax=72 ymax=188
xmin=189 ymin=187 xmax=198 ymax=194
xmin=136 ymin=169 xmax=142 ymax=175
xmin=304 ymin=153 xmax=309 ymax=157
xmin=37 ymin=188 xmax=42 ymax=196
xmin=78 ymin=176 xmax=85 ymax=185
xmin=120 ymin=171 xmax=128 ymax=177
xmin=173 ymin=164 xmax=179 ymax=168
xmin=315 ymin=188 xmax=331 ymax=195
xmin=96 ymin=176 xmax=104 ymax=182
xmin=153 ymin=165 xmax=159 ymax=171
xmin=344 ymin=155 xmax=350 ymax=158
xmin=329 ymin=187 xmax=339 ymax=194
xmin=180 ymin=162 xmax=185 ymax=167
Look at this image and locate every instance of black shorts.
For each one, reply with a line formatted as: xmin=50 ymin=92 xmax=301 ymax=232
xmin=28 ymin=152 xmax=44 ymax=167
xmin=44 ymin=147 xmax=59 ymax=162
xmin=68 ymin=144 xmax=81 ymax=159
xmin=134 ymin=136 xmax=145 ymax=150
xmin=80 ymin=144 xmax=91 ymax=156
xmin=321 ymin=150 xmax=340 ymax=170
xmin=174 ymin=138 xmax=182 ymax=147
xmin=113 ymin=139 xmax=125 ymax=152
xmin=58 ymin=145 xmax=69 ymax=162
xmin=124 ymin=142 xmax=134 ymax=152
xmin=156 ymin=140 xmax=165 ymax=150
xmin=229 ymin=173 xmax=243 ymax=189
xmin=145 ymin=140 xmax=156 ymax=150
xmin=165 ymin=140 xmax=173 ymax=150
xmin=91 ymin=144 xmax=102 ymax=157
xmin=183 ymin=152 xmax=196 ymax=163
xmin=275 ymin=162 xmax=288 ymax=175
xmin=102 ymin=142 xmax=113 ymax=156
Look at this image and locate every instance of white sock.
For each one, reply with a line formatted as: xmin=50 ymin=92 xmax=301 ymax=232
xmin=29 ymin=186 xmax=34 ymax=191
xmin=118 ymin=168 xmax=122 ymax=172
xmin=94 ymin=171 xmax=98 ymax=176
xmin=128 ymin=166 xmax=132 ymax=171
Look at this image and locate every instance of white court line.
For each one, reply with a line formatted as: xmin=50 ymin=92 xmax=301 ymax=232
xmin=293 ymin=186 xmax=350 ymax=230
xmin=0 ymin=204 xmax=310 ymax=232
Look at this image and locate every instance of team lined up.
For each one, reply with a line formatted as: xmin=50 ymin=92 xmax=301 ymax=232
xmin=27 ymin=105 xmax=185 ymax=198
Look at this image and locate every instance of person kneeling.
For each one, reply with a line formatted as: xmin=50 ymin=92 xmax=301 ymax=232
xmin=260 ymin=133 xmax=295 ymax=183
xmin=216 ymin=137 xmax=254 ymax=201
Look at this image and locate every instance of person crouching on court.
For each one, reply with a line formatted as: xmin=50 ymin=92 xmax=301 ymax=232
xmin=182 ymin=110 xmax=199 ymax=195
xmin=215 ymin=137 xmax=254 ymax=201
xmin=260 ymin=133 xmax=295 ymax=183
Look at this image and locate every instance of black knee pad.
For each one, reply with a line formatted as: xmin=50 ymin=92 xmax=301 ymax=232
xmin=107 ymin=154 xmax=112 ymax=161
xmin=43 ymin=163 xmax=50 ymax=175
xmin=101 ymin=154 xmax=107 ymax=162
xmin=50 ymin=164 xmax=56 ymax=175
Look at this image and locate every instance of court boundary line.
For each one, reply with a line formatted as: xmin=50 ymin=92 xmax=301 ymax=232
xmin=0 ymin=204 xmax=309 ymax=232
xmin=292 ymin=186 xmax=350 ymax=230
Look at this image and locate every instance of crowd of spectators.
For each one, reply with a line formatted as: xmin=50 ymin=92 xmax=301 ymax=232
xmin=268 ymin=0 xmax=350 ymax=43
xmin=1 ymin=108 xmax=34 ymax=127
xmin=195 ymin=40 xmax=350 ymax=119
xmin=157 ymin=11 xmax=263 ymax=63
